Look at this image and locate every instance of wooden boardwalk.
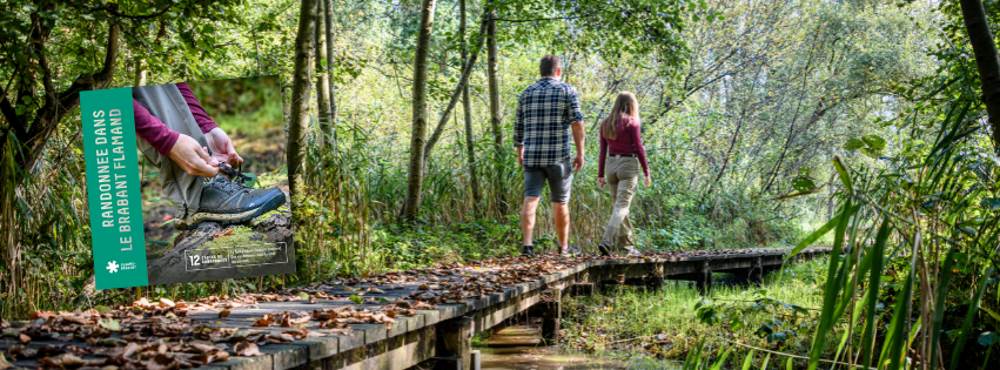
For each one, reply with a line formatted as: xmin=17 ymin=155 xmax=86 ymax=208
xmin=0 ymin=248 xmax=828 ymax=370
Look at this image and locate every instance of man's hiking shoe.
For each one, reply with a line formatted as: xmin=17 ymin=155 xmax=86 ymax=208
xmin=597 ymin=243 xmax=611 ymax=257
xmin=521 ymin=245 xmax=535 ymax=257
xmin=179 ymin=176 xmax=286 ymax=228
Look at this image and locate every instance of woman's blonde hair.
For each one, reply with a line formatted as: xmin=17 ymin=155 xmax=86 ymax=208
xmin=600 ymin=92 xmax=640 ymax=140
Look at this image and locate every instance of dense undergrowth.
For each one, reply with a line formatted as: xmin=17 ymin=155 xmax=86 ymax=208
xmin=562 ymin=259 xmax=829 ymax=366
xmin=5 ymin=1 xmax=997 ymax=368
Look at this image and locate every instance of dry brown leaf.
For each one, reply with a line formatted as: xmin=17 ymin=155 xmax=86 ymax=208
xmin=188 ymin=341 xmax=217 ymax=354
xmin=38 ymin=353 xmax=85 ymax=368
xmin=252 ymin=314 xmax=273 ymax=327
xmin=233 ymin=341 xmax=261 ymax=357
xmin=218 ymin=309 xmax=231 ymax=319
xmin=158 ymin=298 xmax=176 ymax=308
xmin=30 ymin=311 xmax=54 ymax=320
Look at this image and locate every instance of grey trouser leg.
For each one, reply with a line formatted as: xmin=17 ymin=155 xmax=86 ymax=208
xmin=134 ymin=84 xmax=206 ymax=216
xmin=601 ymin=156 xmax=640 ymax=248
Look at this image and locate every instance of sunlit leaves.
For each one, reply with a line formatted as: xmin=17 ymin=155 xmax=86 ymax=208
xmin=791 ymin=175 xmax=817 ymax=193
xmin=843 ymin=134 xmax=887 ymax=158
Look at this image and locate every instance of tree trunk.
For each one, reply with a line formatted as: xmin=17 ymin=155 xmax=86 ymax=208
xmin=0 ymin=15 xmax=119 ymax=318
xmin=486 ymin=0 xmax=502 ymax=155
xmin=401 ymin=0 xmax=437 ymax=222
xmin=960 ymin=0 xmax=1000 ymax=151
xmin=134 ymin=57 xmax=147 ymax=87
xmin=324 ymin=0 xmax=338 ymax=152
xmin=288 ymin=0 xmax=318 ymax=198
xmin=423 ymin=14 xmax=487 ymax=159
xmin=315 ymin=0 xmax=333 ymax=149
xmin=461 ymin=0 xmax=482 ymax=211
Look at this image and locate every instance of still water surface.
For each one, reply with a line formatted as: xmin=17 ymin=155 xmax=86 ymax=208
xmin=476 ymin=326 xmax=681 ymax=370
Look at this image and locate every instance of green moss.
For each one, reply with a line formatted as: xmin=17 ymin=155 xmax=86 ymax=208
xmin=199 ymin=225 xmax=275 ymax=264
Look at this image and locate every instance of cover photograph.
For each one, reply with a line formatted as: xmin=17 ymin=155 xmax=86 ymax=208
xmin=80 ymin=76 xmax=294 ymax=289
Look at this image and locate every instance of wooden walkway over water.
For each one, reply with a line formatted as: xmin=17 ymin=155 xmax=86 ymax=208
xmin=0 ymin=248 xmax=827 ymax=370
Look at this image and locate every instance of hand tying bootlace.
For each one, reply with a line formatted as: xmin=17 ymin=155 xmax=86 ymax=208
xmin=218 ymin=162 xmax=250 ymax=185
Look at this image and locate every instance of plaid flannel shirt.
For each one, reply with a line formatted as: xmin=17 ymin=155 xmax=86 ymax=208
xmin=514 ymin=77 xmax=584 ymax=167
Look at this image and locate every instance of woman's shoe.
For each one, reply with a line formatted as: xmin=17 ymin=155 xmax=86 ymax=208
xmin=561 ymin=245 xmax=581 ymax=257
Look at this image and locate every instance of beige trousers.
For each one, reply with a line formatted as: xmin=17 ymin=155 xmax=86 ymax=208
xmin=601 ymin=156 xmax=641 ymax=248
xmin=134 ymin=84 xmax=208 ymax=216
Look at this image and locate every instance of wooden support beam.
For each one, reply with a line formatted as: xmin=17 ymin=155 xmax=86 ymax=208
xmin=696 ymin=261 xmax=712 ymax=295
xmin=470 ymin=350 xmax=482 ymax=370
xmin=749 ymin=257 xmax=764 ymax=285
xmin=435 ymin=316 xmax=473 ymax=370
xmin=645 ymin=275 xmax=664 ymax=290
xmin=540 ymin=291 xmax=561 ymax=344
xmin=568 ymin=283 xmax=594 ymax=296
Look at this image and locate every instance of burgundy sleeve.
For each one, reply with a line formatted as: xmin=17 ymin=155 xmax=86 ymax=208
xmin=632 ymin=121 xmax=649 ymax=177
xmin=598 ymin=132 xmax=608 ymax=178
xmin=176 ymin=82 xmax=218 ymax=134
xmin=134 ymin=100 xmax=179 ymax=156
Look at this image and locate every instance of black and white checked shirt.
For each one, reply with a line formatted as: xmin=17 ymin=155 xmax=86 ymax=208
xmin=514 ymin=77 xmax=584 ymax=167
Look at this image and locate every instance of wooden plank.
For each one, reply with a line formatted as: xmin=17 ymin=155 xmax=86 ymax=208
xmin=351 ymin=323 xmax=388 ymax=345
xmin=0 ymin=248 xmax=830 ymax=370
xmin=297 ymin=334 xmax=340 ymax=359
xmin=263 ymin=343 xmax=310 ymax=369
xmin=341 ymin=326 xmax=435 ymax=370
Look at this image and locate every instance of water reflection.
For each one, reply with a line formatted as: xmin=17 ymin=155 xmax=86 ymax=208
xmin=479 ymin=345 xmax=628 ymax=370
xmin=476 ymin=324 xmax=681 ymax=370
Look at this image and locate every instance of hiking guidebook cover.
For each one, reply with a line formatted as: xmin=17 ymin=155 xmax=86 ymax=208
xmin=80 ymin=76 xmax=295 ymax=290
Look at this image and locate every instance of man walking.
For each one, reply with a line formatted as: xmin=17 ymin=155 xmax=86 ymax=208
xmin=514 ymin=55 xmax=585 ymax=257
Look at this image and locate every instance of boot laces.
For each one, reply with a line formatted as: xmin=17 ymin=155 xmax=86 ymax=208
xmin=210 ymin=176 xmax=251 ymax=194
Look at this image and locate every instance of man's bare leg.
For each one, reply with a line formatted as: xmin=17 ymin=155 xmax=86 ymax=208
xmin=521 ymin=196 xmax=541 ymax=248
xmin=553 ymin=202 xmax=570 ymax=253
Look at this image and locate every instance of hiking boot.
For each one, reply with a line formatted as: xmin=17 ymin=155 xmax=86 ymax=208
xmin=179 ymin=176 xmax=286 ymax=228
xmin=625 ymin=246 xmax=642 ymax=257
xmin=597 ymin=243 xmax=611 ymax=257
xmin=521 ymin=245 xmax=535 ymax=257
xmin=561 ymin=245 xmax=581 ymax=257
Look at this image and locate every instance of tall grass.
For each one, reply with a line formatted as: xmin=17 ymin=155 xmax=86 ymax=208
xmin=785 ymin=91 xmax=1000 ymax=368
xmin=561 ymin=258 xmax=830 ymax=363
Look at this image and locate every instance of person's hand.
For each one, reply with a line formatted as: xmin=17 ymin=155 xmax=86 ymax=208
xmin=517 ymin=147 xmax=524 ymax=166
xmin=204 ymin=127 xmax=244 ymax=167
xmin=168 ymin=134 xmax=219 ymax=177
xmin=597 ymin=177 xmax=606 ymax=188
xmin=573 ymin=154 xmax=584 ymax=172
xmin=644 ymin=176 xmax=652 ymax=187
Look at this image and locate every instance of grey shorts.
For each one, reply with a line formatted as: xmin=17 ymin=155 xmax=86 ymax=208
xmin=523 ymin=158 xmax=574 ymax=204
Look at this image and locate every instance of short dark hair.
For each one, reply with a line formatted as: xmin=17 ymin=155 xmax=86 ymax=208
xmin=540 ymin=55 xmax=561 ymax=77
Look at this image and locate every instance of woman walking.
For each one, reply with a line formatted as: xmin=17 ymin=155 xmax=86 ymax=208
xmin=597 ymin=92 xmax=650 ymax=256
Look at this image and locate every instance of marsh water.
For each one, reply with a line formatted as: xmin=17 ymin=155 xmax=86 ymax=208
xmin=477 ymin=326 xmax=681 ymax=370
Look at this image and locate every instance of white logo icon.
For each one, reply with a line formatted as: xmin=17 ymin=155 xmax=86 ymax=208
xmin=106 ymin=260 xmax=120 ymax=274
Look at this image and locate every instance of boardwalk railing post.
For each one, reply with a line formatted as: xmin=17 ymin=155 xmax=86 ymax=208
xmin=541 ymin=289 xmax=562 ymax=344
xmin=435 ymin=315 xmax=474 ymax=370
xmin=750 ymin=257 xmax=764 ymax=285
xmin=569 ymin=283 xmax=594 ymax=296
xmin=696 ymin=261 xmax=712 ymax=294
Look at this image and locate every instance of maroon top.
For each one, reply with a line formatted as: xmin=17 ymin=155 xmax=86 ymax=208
xmin=598 ymin=115 xmax=649 ymax=178
xmin=134 ymin=83 xmax=218 ymax=155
